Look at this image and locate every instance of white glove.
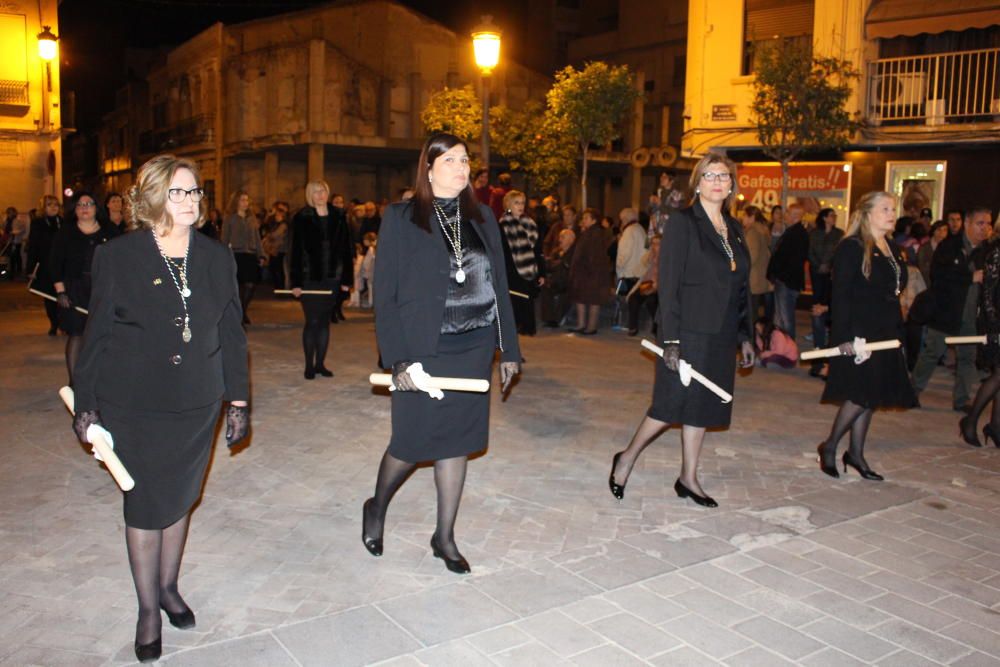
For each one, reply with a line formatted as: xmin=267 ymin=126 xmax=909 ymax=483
xmin=389 ymin=362 xmax=444 ymax=400
xmin=85 ymin=423 xmax=115 ymax=462
xmin=853 ymin=336 xmax=871 ymax=365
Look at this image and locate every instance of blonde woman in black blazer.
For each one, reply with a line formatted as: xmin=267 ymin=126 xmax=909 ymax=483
xmin=71 ymin=155 xmax=250 ymax=662
xmin=363 ymin=133 xmax=521 ymax=574
xmin=610 ymin=153 xmax=755 ymax=508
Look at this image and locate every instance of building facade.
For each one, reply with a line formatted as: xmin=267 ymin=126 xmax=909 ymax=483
xmin=683 ymin=0 xmax=1000 ymax=218
xmin=98 ymin=1 xmax=551 ymax=211
xmin=0 ymin=0 xmax=62 ymax=212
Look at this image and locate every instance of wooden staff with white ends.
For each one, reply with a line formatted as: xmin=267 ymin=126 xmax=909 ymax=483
xmin=273 ymin=289 xmax=334 ymax=296
xmin=945 ymin=335 xmax=987 ymax=345
xmin=800 ymin=339 xmax=901 ymax=361
xmin=29 ymin=287 xmax=89 ymax=314
xmin=369 ymin=373 xmax=490 ymax=393
xmin=640 ymin=339 xmax=733 ymax=404
xmin=57 ymin=386 xmax=135 ymax=492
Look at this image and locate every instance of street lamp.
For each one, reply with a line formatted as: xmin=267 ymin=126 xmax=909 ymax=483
xmin=472 ymin=16 xmax=501 ymax=173
xmin=37 ymin=25 xmax=59 ymax=62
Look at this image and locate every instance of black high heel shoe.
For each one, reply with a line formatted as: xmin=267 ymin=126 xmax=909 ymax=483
xmin=361 ymin=498 xmax=383 ymax=557
xmin=818 ymin=443 xmax=839 ymax=478
xmin=674 ymin=479 xmax=717 ymax=508
xmin=984 ymin=424 xmax=1000 ymax=448
xmin=842 ymin=453 xmax=884 ymax=481
xmin=430 ymin=535 xmax=470 ymax=574
xmin=959 ymin=416 xmax=983 ymax=447
xmin=608 ymin=452 xmax=626 ymax=501
xmin=161 ymin=603 xmax=195 ymax=629
xmin=314 ymin=365 xmax=334 ymax=377
xmin=134 ymin=637 xmax=162 ymax=663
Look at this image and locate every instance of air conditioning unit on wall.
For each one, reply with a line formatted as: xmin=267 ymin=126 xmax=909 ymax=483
xmin=869 ymin=71 xmax=928 ymax=124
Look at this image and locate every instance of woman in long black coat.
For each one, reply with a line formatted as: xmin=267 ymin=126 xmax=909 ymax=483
xmin=610 ymin=153 xmax=755 ymax=508
xmin=288 ymin=181 xmax=354 ymax=378
xmin=49 ymin=191 xmax=118 ymax=383
xmin=818 ymin=191 xmax=917 ymax=480
xmin=71 ymin=155 xmax=250 ymax=662
xmin=28 ymin=195 xmax=63 ymax=334
xmin=363 ymin=133 xmax=521 ymax=574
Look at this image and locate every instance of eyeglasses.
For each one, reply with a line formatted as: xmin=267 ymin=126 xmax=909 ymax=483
xmin=76 ymin=201 xmax=96 ymax=208
xmin=168 ymin=187 xmax=205 ymax=203
xmin=701 ymin=172 xmax=732 ymax=183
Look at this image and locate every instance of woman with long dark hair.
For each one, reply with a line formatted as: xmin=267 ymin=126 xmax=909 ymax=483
xmin=808 ymin=207 xmax=844 ymax=378
xmin=289 ymin=181 xmax=354 ymax=378
xmin=222 ymin=190 xmax=266 ymax=324
xmin=817 ymin=191 xmax=916 ymax=480
xmin=363 ymin=132 xmax=521 ymax=574
xmin=49 ymin=192 xmax=118 ymax=383
xmin=609 ymin=153 xmax=755 ymax=508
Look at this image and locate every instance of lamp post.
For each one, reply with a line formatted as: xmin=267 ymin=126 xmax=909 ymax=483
xmin=37 ymin=25 xmax=58 ymax=133
xmin=471 ymin=16 xmax=500 ymax=173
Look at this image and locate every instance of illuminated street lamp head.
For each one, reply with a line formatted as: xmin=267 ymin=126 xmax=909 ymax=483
xmin=472 ymin=15 xmax=501 ymax=75
xmin=37 ymin=25 xmax=58 ymax=61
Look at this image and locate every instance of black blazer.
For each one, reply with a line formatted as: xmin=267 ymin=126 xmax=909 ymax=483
xmin=767 ymin=222 xmax=810 ymax=290
xmin=73 ymin=229 xmax=249 ymax=413
xmin=289 ymin=206 xmax=355 ymax=288
xmin=657 ymin=201 xmax=753 ymax=343
xmin=374 ymin=201 xmax=521 ymax=367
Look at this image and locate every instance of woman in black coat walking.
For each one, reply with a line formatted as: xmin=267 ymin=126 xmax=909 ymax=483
xmin=817 ymin=191 xmax=917 ymax=480
xmin=28 ymin=195 xmax=63 ymax=334
xmin=288 ymin=180 xmax=354 ymax=379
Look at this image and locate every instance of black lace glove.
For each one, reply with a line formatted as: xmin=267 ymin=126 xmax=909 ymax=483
xmin=739 ymin=340 xmax=756 ymax=368
xmin=72 ymin=410 xmax=101 ymax=445
xmin=391 ymin=361 xmax=418 ymax=391
xmin=225 ymin=404 xmax=250 ymax=447
xmin=56 ymin=292 xmax=71 ymax=309
xmin=499 ymin=361 xmax=521 ymax=392
xmin=663 ymin=343 xmax=681 ymax=372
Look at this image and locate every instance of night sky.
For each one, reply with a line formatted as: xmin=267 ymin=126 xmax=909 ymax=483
xmin=58 ymin=0 xmax=466 ymax=132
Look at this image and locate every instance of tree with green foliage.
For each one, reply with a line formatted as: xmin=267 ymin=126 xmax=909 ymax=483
xmin=546 ymin=62 xmax=641 ymax=208
xmin=421 ymin=85 xmax=482 ymax=145
xmin=750 ymin=40 xmax=860 ymax=207
xmin=490 ymin=101 xmax=577 ymax=193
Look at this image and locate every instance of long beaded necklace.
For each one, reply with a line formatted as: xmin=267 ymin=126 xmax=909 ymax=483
xmin=433 ymin=199 xmax=466 ymax=283
xmin=712 ymin=219 xmax=736 ymax=272
xmin=153 ymin=229 xmax=193 ymax=343
xmin=881 ymin=243 xmax=901 ymax=296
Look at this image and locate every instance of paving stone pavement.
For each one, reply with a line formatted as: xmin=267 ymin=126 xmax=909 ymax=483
xmin=3 ymin=284 xmax=1000 ymax=666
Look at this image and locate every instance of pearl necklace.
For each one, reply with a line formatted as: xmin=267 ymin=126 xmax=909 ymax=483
xmin=433 ymin=199 xmax=466 ymax=283
xmin=153 ymin=230 xmax=193 ymax=343
xmin=711 ymin=219 xmax=736 ymax=272
xmin=882 ymin=244 xmax=901 ymax=296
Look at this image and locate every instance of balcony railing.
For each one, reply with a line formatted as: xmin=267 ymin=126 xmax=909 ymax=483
xmin=867 ymin=48 xmax=1000 ymax=126
xmin=0 ymin=80 xmax=29 ymax=107
xmin=139 ymin=114 xmax=215 ymax=154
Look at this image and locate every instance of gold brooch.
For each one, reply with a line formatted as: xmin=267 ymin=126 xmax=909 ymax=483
xmin=153 ymin=278 xmax=162 ymax=285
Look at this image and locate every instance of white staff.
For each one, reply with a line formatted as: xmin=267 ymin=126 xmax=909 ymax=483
xmin=800 ymin=338 xmax=900 ymax=361
xmin=945 ymin=335 xmax=987 ymax=345
xmin=29 ymin=287 xmax=89 ymax=315
xmin=369 ymin=372 xmax=490 ymax=393
xmin=58 ymin=386 xmax=135 ymax=492
xmin=640 ymin=339 xmax=733 ymax=404
xmin=273 ymin=289 xmax=334 ymax=296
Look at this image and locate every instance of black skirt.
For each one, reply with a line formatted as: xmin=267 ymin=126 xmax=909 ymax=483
xmin=234 ymin=252 xmax=260 ymax=284
xmin=58 ymin=276 xmax=91 ymax=335
xmin=388 ymin=325 xmax=495 ymax=463
xmin=822 ymin=346 xmax=917 ymax=409
xmin=648 ymin=329 xmax=738 ymax=428
xmin=102 ymin=400 xmax=221 ymax=529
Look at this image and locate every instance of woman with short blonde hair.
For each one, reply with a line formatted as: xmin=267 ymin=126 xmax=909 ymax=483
xmin=70 ymin=154 xmax=250 ymax=662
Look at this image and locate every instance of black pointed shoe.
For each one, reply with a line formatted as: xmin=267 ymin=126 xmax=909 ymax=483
xmin=842 ymin=453 xmax=884 ymax=481
xmin=161 ymin=603 xmax=195 ymax=629
xmin=608 ymin=452 xmax=626 ymax=501
xmin=362 ymin=498 xmax=383 ymax=557
xmin=430 ymin=536 xmax=470 ymax=574
xmin=134 ymin=637 xmax=162 ymax=663
xmin=674 ymin=479 xmax=718 ymax=508
xmin=959 ymin=416 xmax=983 ymax=447
xmin=818 ymin=443 xmax=840 ymax=478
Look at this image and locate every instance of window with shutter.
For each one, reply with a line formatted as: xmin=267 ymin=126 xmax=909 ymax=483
xmin=742 ymin=0 xmax=815 ymax=75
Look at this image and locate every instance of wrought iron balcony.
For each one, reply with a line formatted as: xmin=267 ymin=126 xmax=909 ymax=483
xmin=0 ymin=80 xmax=29 ymax=107
xmin=867 ymin=48 xmax=1000 ymax=126
xmin=138 ymin=114 xmax=215 ymax=154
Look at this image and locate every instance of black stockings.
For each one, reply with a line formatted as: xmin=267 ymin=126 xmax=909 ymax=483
xmin=125 ymin=513 xmax=192 ymax=645
xmin=365 ymin=451 xmax=469 ymax=559
xmin=65 ymin=334 xmax=82 ymax=385
xmin=239 ymin=283 xmax=255 ymax=322
xmin=820 ymin=400 xmax=875 ymax=467
xmin=968 ymin=369 xmax=1000 ymax=430
xmin=614 ymin=417 xmax=713 ymax=496
xmin=301 ymin=296 xmax=334 ymax=371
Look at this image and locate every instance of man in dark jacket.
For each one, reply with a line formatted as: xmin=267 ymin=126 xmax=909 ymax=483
xmin=766 ymin=203 xmax=809 ymax=339
xmin=911 ymin=207 xmax=993 ymax=411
